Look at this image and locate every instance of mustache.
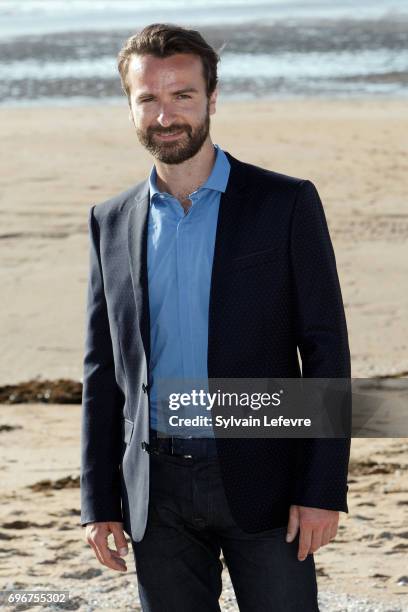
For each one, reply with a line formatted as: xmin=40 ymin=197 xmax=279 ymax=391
xmin=149 ymin=125 xmax=191 ymax=136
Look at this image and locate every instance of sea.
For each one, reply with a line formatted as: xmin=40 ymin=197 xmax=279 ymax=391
xmin=0 ymin=0 xmax=407 ymax=106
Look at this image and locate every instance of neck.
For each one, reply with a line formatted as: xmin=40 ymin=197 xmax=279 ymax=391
xmin=154 ymin=137 xmax=216 ymax=200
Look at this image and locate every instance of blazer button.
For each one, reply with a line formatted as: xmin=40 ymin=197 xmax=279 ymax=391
xmin=142 ymin=383 xmax=149 ymax=393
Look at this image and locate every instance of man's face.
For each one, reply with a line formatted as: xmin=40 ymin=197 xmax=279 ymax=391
xmin=127 ymin=53 xmax=217 ymax=164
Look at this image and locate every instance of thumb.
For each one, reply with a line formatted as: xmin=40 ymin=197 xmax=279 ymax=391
xmin=110 ymin=522 xmax=129 ymax=556
xmin=286 ymin=505 xmax=300 ymax=543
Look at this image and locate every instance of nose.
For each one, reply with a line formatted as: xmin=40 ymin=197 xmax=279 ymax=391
xmin=156 ymin=103 xmax=176 ymax=127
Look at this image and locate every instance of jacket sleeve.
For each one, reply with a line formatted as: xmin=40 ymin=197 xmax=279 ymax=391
xmin=289 ymin=180 xmax=351 ymax=512
xmin=80 ymin=205 xmax=124 ymax=526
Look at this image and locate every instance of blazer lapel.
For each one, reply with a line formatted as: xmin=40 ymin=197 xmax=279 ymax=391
xmin=127 ymin=180 xmax=151 ymax=366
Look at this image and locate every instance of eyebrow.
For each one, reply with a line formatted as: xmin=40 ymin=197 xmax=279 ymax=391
xmin=136 ymin=87 xmax=199 ymax=102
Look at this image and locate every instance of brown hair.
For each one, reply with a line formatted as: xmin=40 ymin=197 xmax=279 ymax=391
xmin=117 ymin=23 xmax=220 ymax=102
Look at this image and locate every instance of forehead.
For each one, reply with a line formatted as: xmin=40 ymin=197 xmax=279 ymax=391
xmin=127 ymin=53 xmax=205 ymax=92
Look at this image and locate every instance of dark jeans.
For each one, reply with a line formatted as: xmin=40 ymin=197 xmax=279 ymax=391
xmin=131 ymin=439 xmax=319 ymax=612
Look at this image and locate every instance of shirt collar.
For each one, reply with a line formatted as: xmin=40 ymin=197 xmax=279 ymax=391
xmin=148 ymin=143 xmax=230 ymax=205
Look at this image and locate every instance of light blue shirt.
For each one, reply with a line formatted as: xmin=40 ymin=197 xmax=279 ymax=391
xmin=147 ymin=144 xmax=231 ymax=437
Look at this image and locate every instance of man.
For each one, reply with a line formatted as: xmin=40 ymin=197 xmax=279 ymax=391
xmin=81 ymin=23 xmax=351 ymax=611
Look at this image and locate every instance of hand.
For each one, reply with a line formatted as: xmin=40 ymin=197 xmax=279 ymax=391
xmin=85 ymin=521 xmax=129 ymax=572
xmin=286 ymin=505 xmax=339 ymax=561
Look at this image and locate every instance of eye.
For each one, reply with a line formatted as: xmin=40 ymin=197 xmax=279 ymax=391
xmin=176 ymin=94 xmax=191 ymax=99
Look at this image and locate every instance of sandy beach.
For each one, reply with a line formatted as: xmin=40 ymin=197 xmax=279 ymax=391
xmin=1 ymin=98 xmax=407 ymax=384
xmin=1 ymin=98 xmax=407 ymax=610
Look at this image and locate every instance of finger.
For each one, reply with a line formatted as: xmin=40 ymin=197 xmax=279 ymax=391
xmin=298 ymin=524 xmax=312 ymax=561
xmin=88 ymin=538 xmax=105 ymax=566
xmin=321 ymin=525 xmax=332 ymax=546
xmin=95 ymin=536 xmax=127 ymax=572
xmin=331 ymin=519 xmax=339 ymax=537
xmin=85 ymin=527 xmax=106 ymax=566
xmin=329 ymin=523 xmax=338 ymax=541
xmin=92 ymin=536 xmax=110 ymax=567
xmin=310 ymin=528 xmax=323 ymax=553
xmin=110 ymin=522 xmax=129 ymax=557
xmin=286 ymin=506 xmax=300 ymax=543
xmin=106 ymin=546 xmax=128 ymax=571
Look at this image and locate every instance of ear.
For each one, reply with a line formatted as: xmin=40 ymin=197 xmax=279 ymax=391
xmin=128 ymin=110 xmax=134 ymax=125
xmin=208 ymin=87 xmax=218 ymax=116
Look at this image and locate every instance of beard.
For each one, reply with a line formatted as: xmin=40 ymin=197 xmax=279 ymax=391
xmin=135 ymin=102 xmax=210 ymax=165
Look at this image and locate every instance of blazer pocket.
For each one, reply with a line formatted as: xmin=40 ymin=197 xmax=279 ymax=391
xmin=123 ymin=418 xmax=134 ymax=445
xmin=231 ymin=247 xmax=279 ymax=271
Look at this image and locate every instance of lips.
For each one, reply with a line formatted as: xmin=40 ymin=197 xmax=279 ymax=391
xmin=155 ymin=130 xmax=184 ymax=140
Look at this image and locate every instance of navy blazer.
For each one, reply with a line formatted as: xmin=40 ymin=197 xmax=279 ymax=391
xmin=80 ymin=150 xmax=351 ymax=542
